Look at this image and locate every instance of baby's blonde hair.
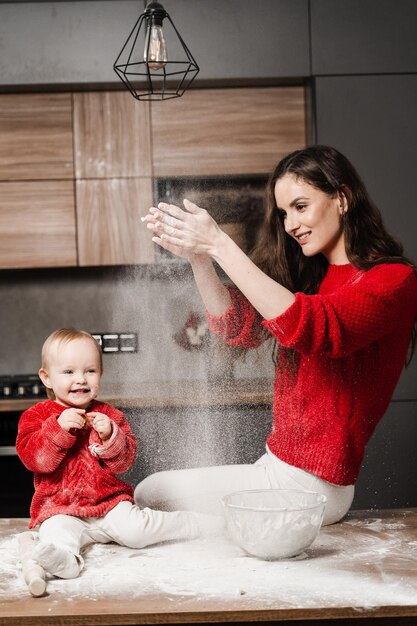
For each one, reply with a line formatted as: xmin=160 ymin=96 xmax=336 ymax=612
xmin=41 ymin=328 xmax=103 ymax=400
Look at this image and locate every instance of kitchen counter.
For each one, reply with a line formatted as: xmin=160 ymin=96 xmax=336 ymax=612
xmin=0 ymin=508 xmax=416 ymax=626
xmin=0 ymin=377 xmax=274 ymax=412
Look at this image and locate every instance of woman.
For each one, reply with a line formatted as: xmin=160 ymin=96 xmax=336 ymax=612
xmin=137 ymin=145 xmax=417 ymax=525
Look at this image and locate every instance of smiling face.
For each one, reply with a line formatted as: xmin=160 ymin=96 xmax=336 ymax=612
xmin=39 ymin=337 xmax=102 ymax=409
xmin=274 ymin=173 xmax=349 ymax=265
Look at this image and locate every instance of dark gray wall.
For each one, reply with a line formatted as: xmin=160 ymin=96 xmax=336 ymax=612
xmin=353 ymin=401 xmax=417 ymax=510
xmin=310 ymin=2 xmax=417 ymax=509
xmin=0 ymin=0 xmax=310 ymax=85
xmin=0 ymin=266 xmax=274 ymax=383
xmin=314 ymin=74 xmax=417 ymax=405
xmin=310 ymin=0 xmax=417 ymax=75
xmin=314 ymin=75 xmax=417 ymax=263
xmin=1 ymin=0 xmax=416 ymax=512
xmin=120 ymin=401 xmax=417 ymax=511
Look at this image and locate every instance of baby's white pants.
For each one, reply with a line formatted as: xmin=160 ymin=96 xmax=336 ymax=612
xmin=134 ymin=446 xmax=355 ymax=527
xmin=37 ymin=501 xmax=222 ymax=578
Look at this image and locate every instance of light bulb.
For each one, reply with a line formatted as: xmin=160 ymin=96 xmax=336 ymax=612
xmin=144 ymin=24 xmax=168 ymax=71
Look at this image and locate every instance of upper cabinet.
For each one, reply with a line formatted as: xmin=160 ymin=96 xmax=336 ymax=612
xmin=72 ymin=91 xmax=154 ymax=266
xmin=72 ymin=86 xmax=306 ymax=182
xmin=150 ymin=87 xmax=306 ymax=177
xmin=73 ymin=92 xmax=152 ymax=178
xmin=0 ymin=93 xmax=73 ymax=180
xmin=0 ymin=93 xmax=76 ymax=270
xmin=76 ymin=178 xmax=155 ymax=266
xmin=0 ymin=181 xmax=76 ymax=269
xmin=0 ymin=86 xmax=306 ymax=269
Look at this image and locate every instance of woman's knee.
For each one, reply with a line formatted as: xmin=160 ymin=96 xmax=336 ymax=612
xmin=321 ymin=485 xmax=355 ymax=526
xmin=134 ymin=470 xmax=185 ymax=510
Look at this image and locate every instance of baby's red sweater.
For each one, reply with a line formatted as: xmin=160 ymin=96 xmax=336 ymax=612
xmin=207 ymin=263 xmax=417 ymax=485
xmin=16 ymin=400 xmax=137 ymax=528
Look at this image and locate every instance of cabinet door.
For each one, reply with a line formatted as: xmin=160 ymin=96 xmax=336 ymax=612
xmin=151 ymin=87 xmax=306 ymax=176
xmin=73 ymin=92 xmax=152 ymax=179
xmin=0 ymin=93 xmax=73 ymax=180
xmin=76 ymin=178 xmax=155 ymax=266
xmin=0 ymin=181 xmax=76 ymax=268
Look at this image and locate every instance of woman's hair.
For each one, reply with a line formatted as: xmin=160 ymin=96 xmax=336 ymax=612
xmin=41 ymin=328 xmax=103 ymax=400
xmin=250 ymin=144 xmax=416 ymax=364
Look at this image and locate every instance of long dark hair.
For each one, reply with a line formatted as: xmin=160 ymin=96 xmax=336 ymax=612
xmin=250 ymin=144 xmax=416 ymax=364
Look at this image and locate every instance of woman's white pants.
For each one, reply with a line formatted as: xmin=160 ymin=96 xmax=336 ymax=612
xmin=134 ymin=447 xmax=355 ymax=527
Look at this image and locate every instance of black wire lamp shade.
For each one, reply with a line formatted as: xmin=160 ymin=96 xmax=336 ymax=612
xmin=113 ymin=1 xmax=200 ymax=101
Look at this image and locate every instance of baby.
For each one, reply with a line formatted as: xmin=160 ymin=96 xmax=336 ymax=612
xmin=16 ymin=328 xmax=223 ymax=581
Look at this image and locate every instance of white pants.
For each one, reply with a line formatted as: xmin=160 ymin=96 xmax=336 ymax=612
xmin=38 ymin=501 xmax=223 ymax=578
xmin=134 ymin=447 xmax=355 ymax=527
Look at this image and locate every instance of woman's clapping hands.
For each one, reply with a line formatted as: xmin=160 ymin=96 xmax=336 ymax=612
xmin=142 ymin=199 xmax=225 ymax=260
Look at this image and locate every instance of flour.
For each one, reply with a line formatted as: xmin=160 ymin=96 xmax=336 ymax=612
xmin=223 ymin=490 xmax=325 ymax=560
xmin=0 ymin=536 xmax=27 ymax=598
xmin=225 ymin=510 xmax=322 ymax=560
xmin=1 ymin=514 xmax=417 ymax=612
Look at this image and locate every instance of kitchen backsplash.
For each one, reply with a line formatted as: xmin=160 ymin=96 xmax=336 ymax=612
xmin=0 ymin=264 xmax=274 ymax=389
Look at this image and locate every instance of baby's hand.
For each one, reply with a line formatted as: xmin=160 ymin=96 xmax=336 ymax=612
xmin=86 ymin=411 xmax=112 ymax=441
xmin=58 ymin=408 xmax=87 ymax=432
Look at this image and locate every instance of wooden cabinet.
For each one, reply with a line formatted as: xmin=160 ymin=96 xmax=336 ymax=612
xmin=0 ymin=181 xmax=76 ymax=269
xmin=0 ymin=93 xmax=73 ymax=180
xmin=73 ymin=91 xmax=154 ymax=266
xmin=0 ymin=93 xmax=76 ymax=269
xmin=76 ymin=178 xmax=155 ymax=266
xmin=72 ymin=86 xmax=307 ymax=265
xmin=150 ymin=87 xmax=306 ymax=177
xmin=73 ymin=92 xmax=152 ymax=178
xmin=0 ymin=86 xmax=306 ymax=269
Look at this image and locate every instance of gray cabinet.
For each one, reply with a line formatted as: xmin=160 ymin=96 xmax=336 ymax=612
xmin=311 ymin=0 xmax=417 ymax=75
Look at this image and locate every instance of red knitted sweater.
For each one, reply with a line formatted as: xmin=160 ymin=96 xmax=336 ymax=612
xmin=16 ymin=400 xmax=137 ymax=528
xmin=207 ymin=263 xmax=417 ymax=485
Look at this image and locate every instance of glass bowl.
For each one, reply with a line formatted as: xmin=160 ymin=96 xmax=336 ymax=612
xmin=221 ymin=489 xmax=326 ymax=560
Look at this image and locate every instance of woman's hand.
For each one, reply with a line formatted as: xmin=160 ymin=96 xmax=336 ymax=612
xmin=143 ymin=197 xmax=295 ymax=319
xmin=142 ymin=199 xmax=225 ymax=260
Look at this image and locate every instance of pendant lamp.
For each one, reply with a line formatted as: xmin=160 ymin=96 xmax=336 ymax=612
xmin=113 ymin=1 xmax=200 ymax=101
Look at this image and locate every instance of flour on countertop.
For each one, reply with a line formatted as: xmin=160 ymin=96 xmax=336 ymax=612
xmin=1 ymin=517 xmax=416 ymax=610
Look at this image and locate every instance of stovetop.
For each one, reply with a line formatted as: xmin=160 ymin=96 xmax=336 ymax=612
xmin=0 ymin=374 xmax=47 ymax=400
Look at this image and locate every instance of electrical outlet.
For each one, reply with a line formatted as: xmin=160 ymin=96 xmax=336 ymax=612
xmin=91 ymin=333 xmax=138 ymax=354
xmin=102 ymin=334 xmax=120 ymax=353
xmin=119 ymin=333 xmax=138 ymax=353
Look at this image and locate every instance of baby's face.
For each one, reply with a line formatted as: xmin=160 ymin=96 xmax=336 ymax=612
xmin=41 ymin=337 xmax=102 ymax=409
